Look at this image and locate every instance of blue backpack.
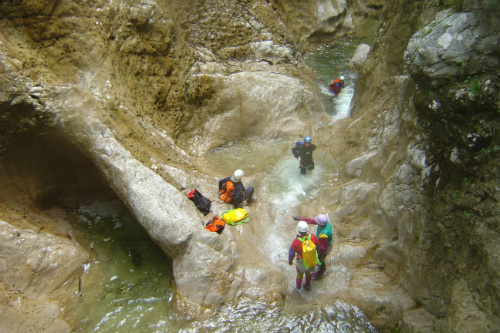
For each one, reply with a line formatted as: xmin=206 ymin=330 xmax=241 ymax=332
xmin=292 ymin=141 xmax=303 ymax=158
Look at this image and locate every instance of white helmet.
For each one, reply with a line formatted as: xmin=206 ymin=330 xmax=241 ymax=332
xmin=297 ymin=221 xmax=309 ymax=233
xmin=232 ymin=169 xmax=244 ymax=182
xmin=340 ymin=76 xmax=345 ymax=80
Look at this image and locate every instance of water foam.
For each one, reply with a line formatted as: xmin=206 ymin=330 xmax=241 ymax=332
xmin=332 ymin=85 xmax=354 ymax=120
xmin=263 ymin=156 xmax=324 ymax=209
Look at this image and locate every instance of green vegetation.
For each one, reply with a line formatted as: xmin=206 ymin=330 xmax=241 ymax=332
xmin=461 ymin=211 xmax=471 ymax=219
xmin=462 ymin=177 xmax=470 ymax=187
xmin=446 ymin=75 xmax=459 ymax=85
xmin=465 ymin=75 xmax=482 ymax=98
xmin=372 ymin=244 xmax=380 ymax=251
xmin=452 ymin=190 xmax=460 ymax=199
xmin=480 ymin=148 xmax=491 ymax=155
xmin=439 ymin=0 xmax=456 ymax=9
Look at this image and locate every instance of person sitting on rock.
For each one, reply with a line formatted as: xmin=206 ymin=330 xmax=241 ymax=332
xmin=219 ymin=169 xmax=256 ymax=207
xmin=293 ymin=214 xmax=333 ymax=279
xmin=291 ymin=136 xmax=316 ymax=175
xmin=288 ymin=221 xmax=320 ymax=291
xmin=329 ymin=75 xmax=345 ymax=97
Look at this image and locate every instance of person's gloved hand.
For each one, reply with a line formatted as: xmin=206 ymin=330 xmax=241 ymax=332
xmin=292 ymin=216 xmax=300 ymax=221
xmin=288 ymin=260 xmax=293 ymax=266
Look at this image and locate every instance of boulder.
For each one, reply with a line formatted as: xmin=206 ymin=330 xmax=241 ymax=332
xmin=0 ymin=221 xmax=88 ymax=333
xmin=349 ymin=43 xmax=371 ymax=73
xmin=404 ymin=10 xmax=500 ymax=86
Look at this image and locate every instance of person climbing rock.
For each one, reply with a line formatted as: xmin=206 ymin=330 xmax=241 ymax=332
xmin=329 ymin=75 xmax=345 ymax=97
xmin=293 ymin=214 xmax=333 ymax=279
xmin=219 ymin=169 xmax=256 ymax=207
xmin=291 ymin=136 xmax=316 ymax=175
xmin=288 ymin=221 xmax=320 ymax=291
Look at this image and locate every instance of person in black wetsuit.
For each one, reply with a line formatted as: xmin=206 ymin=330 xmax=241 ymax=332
xmin=218 ymin=169 xmax=257 ymax=207
xmin=291 ymin=136 xmax=316 ymax=175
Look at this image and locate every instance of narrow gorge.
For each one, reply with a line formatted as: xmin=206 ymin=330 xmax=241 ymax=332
xmin=1 ymin=1 xmax=499 ymax=332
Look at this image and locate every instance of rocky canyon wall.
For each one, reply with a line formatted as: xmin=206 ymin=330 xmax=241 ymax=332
xmin=3 ymin=0 xmax=498 ymax=332
xmin=337 ymin=0 xmax=500 ymax=331
xmin=0 ymin=0 xmax=367 ymax=332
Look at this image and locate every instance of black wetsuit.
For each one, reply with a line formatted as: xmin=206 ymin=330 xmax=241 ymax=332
xmin=219 ymin=177 xmax=254 ymax=206
xmin=292 ymin=143 xmax=316 ymax=174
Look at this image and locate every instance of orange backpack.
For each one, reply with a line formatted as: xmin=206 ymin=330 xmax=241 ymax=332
xmin=219 ymin=181 xmax=235 ymax=203
xmin=205 ymin=216 xmax=225 ymax=234
xmin=330 ymin=79 xmax=340 ymax=92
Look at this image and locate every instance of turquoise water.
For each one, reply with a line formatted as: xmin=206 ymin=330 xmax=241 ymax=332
xmin=304 ymin=19 xmax=379 ymax=119
xmin=67 ymin=201 xmax=378 ymax=333
xmin=67 ymin=201 xmax=175 ymax=333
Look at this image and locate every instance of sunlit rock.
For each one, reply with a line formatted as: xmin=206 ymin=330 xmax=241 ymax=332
xmin=404 ymin=10 xmax=500 ymax=86
xmin=349 ymin=43 xmax=370 ymax=73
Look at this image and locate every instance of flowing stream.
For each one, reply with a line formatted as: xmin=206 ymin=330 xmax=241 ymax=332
xmin=67 ymin=19 xmax=380 ymax=333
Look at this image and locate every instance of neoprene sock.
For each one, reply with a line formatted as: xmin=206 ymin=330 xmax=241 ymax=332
xmin=305 ymin=277 xmax=312 ymax=290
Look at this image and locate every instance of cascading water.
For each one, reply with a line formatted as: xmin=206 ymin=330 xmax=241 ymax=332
xmin=67 ymin=200 xmax=378 ymax=333
xmin=67 ymin=19 xmax=381 ymax=333
xmin=305 ymin=18 xmax=379 ymax=121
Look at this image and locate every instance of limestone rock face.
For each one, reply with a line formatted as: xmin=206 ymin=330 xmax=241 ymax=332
xmin=343 ymin=1 xmax=500 ymax=332
xmin=348 ymin=43 xmax=371 ymax=73
xmin=405 ymin=10 xmax=500 ymax=86
xmin=348 ymin=0 xmax=386 ymax=19
xmin=1 ymin=0 xmax=498 ymax=332
xmin=0 ymin=0 xmax=355 ymax=330
xmin=0 ymin=221 xmax=88 ymax=298
xmin=0 ymin=221 xmax=88 ymax=333
xmin=181 ymin=63 xmax=323 ymax=155
xmin=273 ymin=0 xmax=355 ymax=43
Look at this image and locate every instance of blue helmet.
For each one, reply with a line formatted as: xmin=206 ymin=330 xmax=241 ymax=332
xmin=304 ymin=136 xmax=312 ymax=143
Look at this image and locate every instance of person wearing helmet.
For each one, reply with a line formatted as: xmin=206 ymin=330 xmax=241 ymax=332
xmin=288 ymin=221 xmax=320 ymax=291
xmin=218 ymin=169 xmax=256 ymax=207
xmin=293 ymin=214 xmax=334 ymax=279
xmin=329 ymin=75 xmax=345 ymax=97
xmin=291 ymin=136 xmax=316 ymax=175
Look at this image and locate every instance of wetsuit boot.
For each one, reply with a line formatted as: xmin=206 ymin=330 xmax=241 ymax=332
xmin=304 ymin=276 xmax=312 ymax=291
xmin=312 ymin=264 xmax=325 ymax=279
xmin=295 ymin=278 xmax=302 ymax=290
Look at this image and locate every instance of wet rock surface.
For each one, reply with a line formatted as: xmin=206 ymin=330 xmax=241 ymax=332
xmin=1 ymin=0 xmax=499 ymax=333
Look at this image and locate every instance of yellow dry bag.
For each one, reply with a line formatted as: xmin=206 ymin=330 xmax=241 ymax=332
xmin=221 ymin=208 xmax=249 ymax=225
